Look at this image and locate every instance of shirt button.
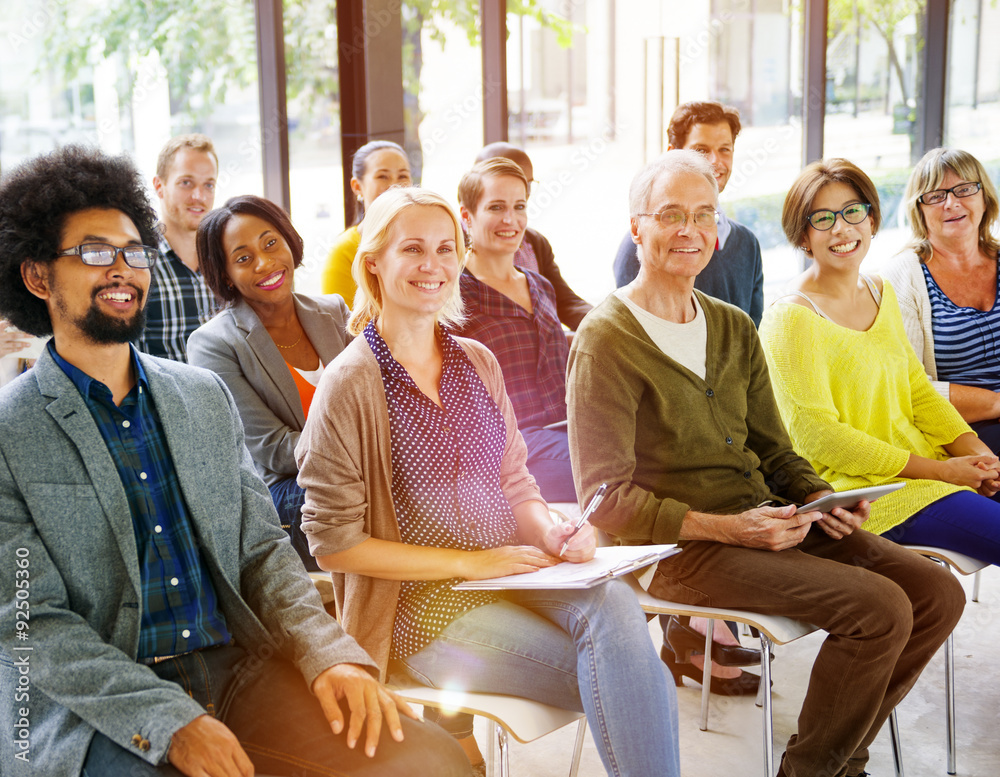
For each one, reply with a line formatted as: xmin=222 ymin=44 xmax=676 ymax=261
xmin=154 ymin=525 xmax=162 ymax=534
xmin=182 ymin=629 xmax=191 ymax=639
xmin=705 ymin=389 xmax=715 ymax=397
xmin=122 ymin=420 xmax=131 ymax=429
xmin=139 ymin=472 xmax=148 ymax=480
xmin=170 ymin=577 xmax=179 ymax=586
xmin=443 ymin=426 xmax=451 ymax=433
xmin=726 ymin=437 xmax=733 ymax=445
xmin=744 ymin=471 xmax=751 ymax=479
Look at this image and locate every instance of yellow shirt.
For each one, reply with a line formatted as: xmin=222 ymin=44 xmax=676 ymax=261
xmin=321 ymin=225 xmax=360 ymax=307
xmin=758 ymin=281 xmax=972 ymax=535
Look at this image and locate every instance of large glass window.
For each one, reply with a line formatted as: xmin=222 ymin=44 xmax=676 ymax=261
xmin=284 ymin=1 xmax=343 ymax=294
xmin=407 ymin=3 xmax=485 ymax=207
xmin=824 ymin=0 xmax=924 ymax=269
xmin=0 ymin=1 xmax=263 ymax=217
xmin=945 ymin=0 xmax=1000 ymax=188
xmin=504 ymin=0 xmax=805 ymax=304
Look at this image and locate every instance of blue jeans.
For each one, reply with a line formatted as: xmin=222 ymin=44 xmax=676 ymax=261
xmin=520 ymin=426 xmax=577 ymax=502
xmin=885 ymin=490 xmax=1000 ymax=564
xmin=400 ymin=578 xmax=680 ymax=777
xmin=269 ymin=476 xmax=321 ymax=572
xmin=81 ymin=644 xmax=469 ymax=777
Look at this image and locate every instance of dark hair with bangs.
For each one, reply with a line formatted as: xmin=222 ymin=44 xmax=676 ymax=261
xmin=196 ymin=195 xmax=304 ymax=305
xmin=782 ymin=158 xmax=881 ymax=253
xmin=0 ymin=145 xmax=158 ymax=336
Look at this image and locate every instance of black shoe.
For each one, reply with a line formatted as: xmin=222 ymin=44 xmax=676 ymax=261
xmin=665 ymin=615 xmax=765 ymax=667
xmin=659 ymin=644 xmax=763 ymax=696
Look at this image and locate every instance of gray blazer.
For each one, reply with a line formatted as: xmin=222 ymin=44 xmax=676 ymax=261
xmin=187 ymin=293 xmax=351 ymax=487
xmin=0 ymin=348 xmax=374 ymax=776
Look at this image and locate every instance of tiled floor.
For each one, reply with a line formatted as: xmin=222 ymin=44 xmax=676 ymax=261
xmin=459 ymin=566 xmax=999 ymax=777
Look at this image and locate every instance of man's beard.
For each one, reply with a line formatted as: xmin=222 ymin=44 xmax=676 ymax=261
xmin=77 ymin=300 xmax=147 ymax=344
xmin=54 ymin=282 xmax=148 ymax=345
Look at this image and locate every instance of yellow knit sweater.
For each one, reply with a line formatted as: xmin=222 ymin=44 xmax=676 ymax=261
xmin=759 ymin=281 xmax=972 ymax=535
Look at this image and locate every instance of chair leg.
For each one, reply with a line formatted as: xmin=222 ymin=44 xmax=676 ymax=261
xmin=889 ymin=708 xmax=905 ymax=777
xmin=760 ymin=634 xmax=774 ymax=777
xmin=494 ymin=721 xmax=509 ymax=777
xmin=945 ymin=631 xmax=956 ymax=775
xmin=699 ymin=619 xmax=714 ymax=731
xmin=567 ymin=718 xmax=587 ymax=777
xmin=972 ymin=569 xmax=981 ymax=603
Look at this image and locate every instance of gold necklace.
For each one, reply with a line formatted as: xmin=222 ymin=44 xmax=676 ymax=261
xmin=274 ymin=332 xmax=303 ymax=350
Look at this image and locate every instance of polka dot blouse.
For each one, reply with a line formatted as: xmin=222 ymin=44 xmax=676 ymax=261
xmin=364 ymin=323 xmax=519 ymax=659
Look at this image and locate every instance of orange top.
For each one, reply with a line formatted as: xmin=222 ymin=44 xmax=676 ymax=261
xmin=286 ymin=361 xmax=318 ymax=420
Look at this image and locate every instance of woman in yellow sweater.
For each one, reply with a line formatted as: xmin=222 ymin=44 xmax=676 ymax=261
xmin=759 ymin=158 xmax=1000 ymax=564
xmin=321 ymin=140 xmax=412 ymax=306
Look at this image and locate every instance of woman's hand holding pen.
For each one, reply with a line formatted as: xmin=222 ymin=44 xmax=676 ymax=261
xmin=545 ymin=521 xmax=597 ymax=563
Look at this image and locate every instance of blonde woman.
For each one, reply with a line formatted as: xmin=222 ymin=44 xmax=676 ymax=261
xmin=296 ymin=188 xmax=679 ymax=777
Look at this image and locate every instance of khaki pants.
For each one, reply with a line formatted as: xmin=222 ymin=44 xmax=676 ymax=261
xmin=652 ymin=527 xmax=965 ymax=777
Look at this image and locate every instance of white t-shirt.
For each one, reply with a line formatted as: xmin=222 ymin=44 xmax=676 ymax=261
xmin=615 ymin=289 xmax=707 ymax=379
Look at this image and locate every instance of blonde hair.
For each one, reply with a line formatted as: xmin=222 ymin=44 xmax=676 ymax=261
xmin=348 ymin=187 xmax=467 ymax=336
xmin=156 ymin=133 xmax=218 ymax=180
xmin=904 ymin=147 xmax=1000 ymax=261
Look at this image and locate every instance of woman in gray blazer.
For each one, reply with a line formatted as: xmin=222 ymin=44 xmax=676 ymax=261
xmin=189 ymin=195 xmax=351 ymax=570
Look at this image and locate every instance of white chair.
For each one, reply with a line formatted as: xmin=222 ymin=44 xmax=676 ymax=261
xmin=896 ymin=545 xmax=990 ymax=776
xmin=625 ymin=565 xmax=908 ymax=777
xmin=621 ymin=572 xmax=819 ymax=777
xmin=390 ymin=679 xmax=588 ymax=777
xmin=307 ymin=570 xmax=588 ymax=777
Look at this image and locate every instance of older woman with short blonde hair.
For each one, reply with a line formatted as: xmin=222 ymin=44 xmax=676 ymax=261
xmin=881 ymin=148 xmax=1000 ymax=451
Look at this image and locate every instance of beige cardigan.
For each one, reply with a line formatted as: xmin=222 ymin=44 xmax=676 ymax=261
xmin=295 ymin=332 xmax=542 ymax=678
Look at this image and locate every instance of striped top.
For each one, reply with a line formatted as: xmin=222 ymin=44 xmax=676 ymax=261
xmin=922 ymin=261 xmax=1000 ymax=391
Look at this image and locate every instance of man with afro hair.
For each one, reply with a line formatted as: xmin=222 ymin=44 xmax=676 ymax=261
xmin=0 ymin=145 xmax=466 ymax=777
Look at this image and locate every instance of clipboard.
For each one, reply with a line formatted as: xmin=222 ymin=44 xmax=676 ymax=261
xmin=452 ymin=544 xmax=680 ymax=590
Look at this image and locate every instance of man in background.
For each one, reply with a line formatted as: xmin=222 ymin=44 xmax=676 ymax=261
xmin=138 ymin=133 xmax=219 ymax=361
xmin=613 ymin=101 xmax=764 ymax=326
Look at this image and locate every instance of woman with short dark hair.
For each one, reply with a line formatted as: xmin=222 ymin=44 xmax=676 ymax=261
xmin=189 ymin=195 xmax=351 ymax=571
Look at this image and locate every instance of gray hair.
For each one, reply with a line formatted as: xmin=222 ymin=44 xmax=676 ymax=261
xmin=628 ymin=149 xmax=718 ymax=216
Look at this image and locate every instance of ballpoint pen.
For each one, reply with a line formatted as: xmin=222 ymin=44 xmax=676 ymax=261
xmin=559 ymin=483 xmax=608 ymax=556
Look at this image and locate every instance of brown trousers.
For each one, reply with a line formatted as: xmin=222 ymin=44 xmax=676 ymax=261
xmin=652 ymin=527 xmax=965 ymax=777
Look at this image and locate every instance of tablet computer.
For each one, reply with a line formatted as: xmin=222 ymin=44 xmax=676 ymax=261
xmin=795 ymin=483 xmax=906 ymax=514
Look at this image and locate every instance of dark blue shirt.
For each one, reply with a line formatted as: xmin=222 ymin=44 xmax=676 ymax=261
xmin=48 ymin=341 xmax=230 ymax=659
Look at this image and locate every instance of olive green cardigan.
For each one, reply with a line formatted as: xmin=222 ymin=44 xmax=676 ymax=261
xmin=567 ymin=292 xmax=830 ymax=544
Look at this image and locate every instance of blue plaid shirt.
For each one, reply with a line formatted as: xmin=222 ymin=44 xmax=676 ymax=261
xmin=48 ymin=342 xmax=230 ymax=659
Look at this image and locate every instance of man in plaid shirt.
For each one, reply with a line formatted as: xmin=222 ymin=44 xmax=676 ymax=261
xmin=137 ymin=134 xmax=219 ymax=362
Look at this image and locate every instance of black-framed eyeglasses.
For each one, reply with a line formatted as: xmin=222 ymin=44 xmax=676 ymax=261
xmin=56 ymin=243 xmax=159 ymax=269
xmin=637 ymin=208 xmax=719 ymax=229
xmin=918 ymin=181 xmax=982 ymax=206
xmin=806 ymin=203 xmax=872 ymax=231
